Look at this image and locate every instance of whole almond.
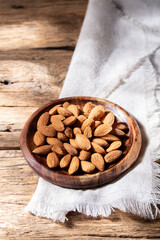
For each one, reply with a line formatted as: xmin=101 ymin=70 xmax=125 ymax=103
xmin=63 ymin=116 xmax=76 ymax=126
xmin=49 ymin=104 xmax=61 ymax=115
xmin=94 ymin=124 xmax=112 ymax=137
xmin=63 ymin=101 xmax=70 ymax=108
xmin=57 ymin=132 xmax=68 ymax=142
xmin=84 ymin=126 xmax=92 ymax=139
xmin=64 ymin=127 xmax=73 ymax=138
xmin=91 ymin=153 xmax=105 ymax=171
xmin=68 ymin=104 xmax=80 ymax=117
xmin=92 ymin=120 xmax=101 ymax=130
xmin=32 ymin=145 xmax=51 ymax=154
xmin=79 ymin=150 xmax=91 ymax=161
xmin=88 ymin=105 xmax=105 ymax=120
xmin=52 ymin=119 xmax=65 ymax=132
xmin=33 ymin=131 xmax=45 ymax=146
xmin=68 ymin=156 xmax=80 ymax=175
xmin=81 ymin=161 xmax=95 ymax=173
xmin=111 ymin=128 xmax=125 ymax=136
xmin=91 ymin=142 xmax=106 ymax=155
xmin=77 ymin=115 xmax=86 ymax=125
xmin=113 ymin=123 xmax=128 ymax=131
xmin=38 ymin=124 xmax=56 ymax=137
xmin=104 ymin=150 xmax=122 ymax=163
xmin=83 ymin=102 xmax=95 ymax=116
xmin=50 ymin=115 xmax=65 ymax=123
xmin=60 ymin=154 xmax=71 ymax=168
xmin=73 ymin=127 xmax=82 ymax=135
xmin=92 ymin=138 xmax=109 ymax=147
xmin=69 ymin=139 xmax=79 ymax=149
xmin=107 ymin=141 xmax=122 ymax=152
xmin=76 ymin=133 xmax=91 ymax=150
xmin=47 ymin=152 xmax=59 ymax=168
xmin=52 ymin=145 xmax=66 ymax=156
xmin=46 ymin=137 xmax=63 ymax=147
xmin=101 ymin=134 xmax=120 ymax=141
xmin=102 ymin=112 xmax=115 ymax=125
xmin=81 ymin=118 xmax=94 ymax=132
xmin=57 ymin=107 xmax=73 ymax=117
xmin=63 ymin=143 xmax=78 ymax=156
xmin=37 ymin=112 xmax=49 ymax=129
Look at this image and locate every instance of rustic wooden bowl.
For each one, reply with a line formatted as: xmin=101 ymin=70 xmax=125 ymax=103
xmin=20 ymin=96 xmax=141 ymax=189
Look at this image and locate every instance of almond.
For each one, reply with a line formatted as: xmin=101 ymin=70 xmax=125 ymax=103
xmin=88 ymin=105 xmax=105 ymax=120
xmin=52 ymin=145 xmax=66 ymax=156
xmin=73 ymin=127 xmax=82 ymax=135
xmin=63 ymin=143 xmax=78 ymax=156
xmin=106 ymin=141 xmax=122 ymax=152
xmin=83 ymin=102 xmax=95 ymax=117
xmin=49 ymin=104 xmax=61 ymax=115
xmin=76 ymin=133 xmax=91 ymax=150
xmin=33 ymin=131 xmax=45 ymax=146
xmin=60 ymin=154 xmax=71 ymax=168
xmin=91 ymin=142 xmax=106 ymax=155
xmin=32 ymin=145 xmax=51 ymax=154
xmin=64 ymin=127 xmax=73 ymax=138
xmin=77 ymin=115 xmax=86 ymax=125
xmin=68 ymin=156 xmax=80 ymax=174
xmin=94 ymin=124 xmax=112 ymax=137
xmin=102 ymin=112 xmax=115 ymax=125
xmin=63 ymin=101 xmax=70 ymax=108
xmin=63 ymin=116 xmax=76 ymax=126
xmin=79 ymin=150 xmax=91 ymax=161
xmin=37 ymin=112 xmax=50 ymax=129
xmin=111 ymin=128 xmax=125 ymax=136
xmin=69 ymin=139 xmax=79 ymax=149
xmin=46 ymin=137 xmax=63 ymax=147
xmin=50 ymin=115 xmax=65 ymax=123
xmin=81 ymin=161 xmax=95 ymax=173
xmin=57 ymin=107 xmax=73 ymax=117
xmin=92 ymin=120 xmax=101 ymax=130
xmin=92 ymin=138 xmax=109 ymax=147
xmin=113 ymin=123 xmax=128 ymax=131
xmin=101 ymin=134 xmax=120 ymax=142
xmin=52 ymin=119 xmax=65 ymax=132
xmin=104 ymin=150 xmax=122 ymax=163
xmin=57 ymin=132 xmax=68 ymax=142
xmin=68 ymin=104 xmax=80 ymax=117
xmin=38 ymin=124 xmax=56 ymax=137
xmin=81 ymin=118 xmax=94 ymax=132
xmin=84 ymin=126 xmax=92 ymax=139
xmin=91 ymin=153 xmax=105 ymax=171
xmin=47 ymin=152 xmax=59 ymax=168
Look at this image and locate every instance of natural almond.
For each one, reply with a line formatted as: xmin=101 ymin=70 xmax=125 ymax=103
xmin=83 ymin=102 xmax=95 ymax=117
xmin=47 ymin=152 xmax=59 ymax=168
xmin=79 ymin=150 xmax=91 ymax=161
xmin=76 ymin=133 xmax=91 ymax=150
xmin=81 ymin=118 xmax=94 ymax=132
xmin=88 ymin=105 xmax=105 ymax=120
xmin=91 ymin=142 xmax=106 ymax=155
xmin=84 ymin=126 xmax=92 ymax=139
xmin=63 ymin=101 xmax=70 ymax=108
xmin=92 ymin=138 xmax=109 ymax=147
xmin=64 ymin=127 xmax=73 ymax=138
xmin=91 ymin=153 xmax=105 ymax=171
xmin=60 ymin=154 xmax=71 ymax=168
xmin=38 ymin=124 xmax=56 ymax=137
xmin=63 ymin=143 xmax=78 ymax=156
xmin=52 ymin=119 xmax=65 ymax=132
xmin=68 ymin=104 xmax=80 ymax=117
xmin=111 ymin=128 xmax=125 ymax=136
xmin=63 ymin=116 xmax=76 ymax=126
xmin=102 ymin=112 xmax=115 ymax=126
xmin=77 ymin=115 xmax=86 ymax=125
xmin=92 ymin=120 xmax=101 ymax=130
xmin=106 ymin=141 xmax=122 ymax=152
xmin=104 ymin=150 xmax=122 ymax=163
xmin=57 ymin=132 xmax=68 ymax=142
xmin=52 ymin=145 xmax=66 ymax=156
xmin=49 ymin=104 xmax=61 ymax=115
xmin=73 ymin=127 xmax=82 ymax=135
xmin=69 ymin=139 xmax=79 ymax=149
xmin=113 ymin=123 xmax=128 ymax=131
xmin=33 ymin=131 xmax=45 ymax=146
xmin=57 ymin=107 xmax=73 ymax=117
xmin=101 ymin=134 xmax=120 ymax=141
xmin=68 ymin=156 xmax=80 ymax=175
xmin=32 ymin=145 xmax=51 ymax=155
xmin=81 ymin=161 xmax=95 ymax=173
xmin=46 ymin=137 xmax=63 ymax=148
xmin=50 ymin=115 xmax=65 ymax=123
xmin=94 ymin=123 xmax=112 ymax=137
xmin=37 ymin=112 xmax=49 ymax=129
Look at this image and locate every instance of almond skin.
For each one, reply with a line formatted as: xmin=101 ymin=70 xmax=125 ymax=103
xmin=63 ymin=101 xmax=70 ymax=108
xmin=102 ymin=112 xmax=115 ymax=125
xmin=92 ymin=120 xmax=101 ymax=130
xmin=91 ymin=153 xmax=105 ymax=171
xmin=104 ymin=150 xmax=122 ymax=163
xmin=63 ymin=116 xmax=76 ymax=126
xmin=57 ymin=132 xmax=68 ymax=142
xmin=52 ymin=145 xmax=66 ymax=156
xmin=68 ymin=104 xmax=80 ymax=117
xmin=49 ymin=104 xmax=61 ymax=115
xmin=33 ymin=131 xmax=45 ymax=146
xmin=107 ymin=141 xmax=122 ymax=152
xmin=81 ymin=161 xmax=95 ymax=173
xmin=84 ymin=126 xmax=92 ymax=139
xmin=52 ymin=119 xmax=65 ymax=132
xmin=77 ymin=115 xmax=86 ymax=125
xmin=38 ymin=124 xmax=56 ymax=137
xmin=57 ymin=107 xmax=73 ymax=117
xmin=32 ymin=145 xmax=51 ymax=155
xmin=60 ymin=154 xmax=71 ymax=168
xmin=88 ymin=105 xmax=105 ymax=120
xmin=63 ymin=143 xmax=78 ymax=156
xmin=101 ymin=134 xmax=120 ymax=141
xmin=64 ymin=127 xmax=73 ymax=138
xmin=50 ymin=115 xmax=65 ymax=123
xmin=81 ymin=118 xmax=94 ymax=132
xmin=79 ymin=150 xmax=91 ymax=161
xmin=94 ymin=123 xmax=112 ymax=137
xmin=47 ymin=152 xmax=59 ymax=168
xmin=69 ymin=139 xmax=79 ymax=149
xmin=46 ymin=137 xmax=63 ymax=147
xmin=92 ymin=138 xmax=109 ymax=147
xmin=91 ymin=142 xmax=106 ymax=155
xmin=83 ymin=102 xmax=95 ymax=117
xmin=113 ymin=123 xmax=128 ymax=131
xmin=111 ymin=128 xmax=125 ymax=137
xmin=73 ymin=127 xmax=82 ymax=135
xmin=37 ymin=112 xmax=49 ymax=129
xmin=75 ymin=133 xmax=91 ymax=150
xmin=68 ymin=156 xmax=80 ymax=175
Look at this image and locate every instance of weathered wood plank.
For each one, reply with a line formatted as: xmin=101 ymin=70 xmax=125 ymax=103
xmin=0 ymin=0 xmax=87 ymax=50
xmin=0 ymin=150 xmax=159 ymax=239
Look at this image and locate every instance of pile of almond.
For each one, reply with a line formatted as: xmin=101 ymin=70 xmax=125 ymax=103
xmin=32 ymin=101 xmax=128 ymax=175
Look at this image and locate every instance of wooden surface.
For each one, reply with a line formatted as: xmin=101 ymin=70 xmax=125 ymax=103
xmin=0 ymin=0 xmax=159 ymax=239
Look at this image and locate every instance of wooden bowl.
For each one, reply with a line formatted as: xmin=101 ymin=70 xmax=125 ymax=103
xmin=20 ymin=96 xmax=141 ymax=189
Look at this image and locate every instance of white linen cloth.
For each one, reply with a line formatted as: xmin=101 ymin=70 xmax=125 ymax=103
xmin=25 ymin=0 xmax=160 ymax=221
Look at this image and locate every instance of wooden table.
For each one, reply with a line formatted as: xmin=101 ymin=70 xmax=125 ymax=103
xmin=0 ymin=0 xmax=159 ymax=239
